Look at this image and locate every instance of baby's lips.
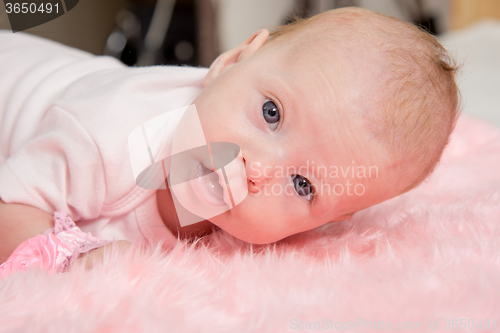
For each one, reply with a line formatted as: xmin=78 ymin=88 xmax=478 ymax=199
xmin=216 ymin=150 xmax=248 ymax=208
xmin=207 ymin=142 xmax=248 ymax=208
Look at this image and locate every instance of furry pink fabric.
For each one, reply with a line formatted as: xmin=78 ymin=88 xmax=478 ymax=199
xmin=0 ymin=115 xmax=499 ymax=333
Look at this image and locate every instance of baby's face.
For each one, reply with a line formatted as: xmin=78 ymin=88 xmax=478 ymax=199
xmin=190 ymin=32 xmax=395 ymax=244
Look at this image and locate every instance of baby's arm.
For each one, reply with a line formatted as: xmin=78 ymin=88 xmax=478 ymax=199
xmin=0 ymin=200 xmax=53 ymax=263
xmin=70 ymin=240 xmax=132 ymax=271
xmin=0 ymin=201 xmax=133 ymax=271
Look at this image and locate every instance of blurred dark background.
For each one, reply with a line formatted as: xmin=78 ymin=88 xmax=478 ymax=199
xmin=1 ymin=0 xmax=499 ymax=68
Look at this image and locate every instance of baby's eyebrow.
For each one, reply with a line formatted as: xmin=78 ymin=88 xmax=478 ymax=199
xmin=265 ymin=75 xmax=293 ymax=111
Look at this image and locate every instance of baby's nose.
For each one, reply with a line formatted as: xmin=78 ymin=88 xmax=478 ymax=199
xmin=244 ymin=158 xmax=274 ymax=193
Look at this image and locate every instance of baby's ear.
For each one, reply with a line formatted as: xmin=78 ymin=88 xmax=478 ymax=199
xmin=203 ymin=29 xmax=269 ymax=87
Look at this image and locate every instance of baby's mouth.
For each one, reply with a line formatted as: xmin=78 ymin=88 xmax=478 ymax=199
xmin=190 ymin=163 xmax=226 ymax=207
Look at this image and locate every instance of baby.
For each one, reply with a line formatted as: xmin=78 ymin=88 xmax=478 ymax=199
xmin=0 ymin=7 xmax=458 ymax=268
xmin=168 ymin=7 xmax=459 ymax=244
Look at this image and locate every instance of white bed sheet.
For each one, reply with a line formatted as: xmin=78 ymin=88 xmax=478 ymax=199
xmin=440 ymin=20 xmax=500 ymax=128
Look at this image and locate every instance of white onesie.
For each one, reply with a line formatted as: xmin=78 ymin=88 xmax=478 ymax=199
xmin=0 ymin=31 xmax=208 ymax=249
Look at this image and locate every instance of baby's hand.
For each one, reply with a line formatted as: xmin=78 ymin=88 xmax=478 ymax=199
xmin=70 ymin=240 xmax=132 ymax=271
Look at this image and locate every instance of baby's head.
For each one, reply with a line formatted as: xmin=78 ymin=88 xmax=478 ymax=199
xmin=186 ymin=7 xmax=459 ymax=244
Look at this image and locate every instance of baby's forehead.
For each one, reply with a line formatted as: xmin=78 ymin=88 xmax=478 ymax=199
xmin=273 ymin=8 xmax=416 ymax=57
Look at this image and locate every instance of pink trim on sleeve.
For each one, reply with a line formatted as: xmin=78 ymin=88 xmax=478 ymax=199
xmin=0 ymin=211 xmax=111 ymax=277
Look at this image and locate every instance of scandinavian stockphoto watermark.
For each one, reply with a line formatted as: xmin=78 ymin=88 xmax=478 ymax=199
xmin=289 ymin=318 xmax=497 ymax=330
xmin=2 ymin=0 xmax=79 ymax=32
xmin=128 ymin=104 xmax=378 ymax=227
xmin=247 ymin=160 xmax=379 ymax=198
xmin=128 ymin=105 xmax=249 ymax=227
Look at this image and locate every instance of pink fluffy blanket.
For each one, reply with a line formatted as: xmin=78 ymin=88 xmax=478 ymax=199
xmin=0 ymin=115 xmax=499 ymax=333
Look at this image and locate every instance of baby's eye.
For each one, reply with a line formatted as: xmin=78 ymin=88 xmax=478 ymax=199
xmin=291 ymin=175 xmax=313 ymax=201
xmin=262 ymin=99 xmax=280 ymax=131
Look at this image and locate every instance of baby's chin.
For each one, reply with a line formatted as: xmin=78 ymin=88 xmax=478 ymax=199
xmin=209 ymin=215 xmax=288 ymax=244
